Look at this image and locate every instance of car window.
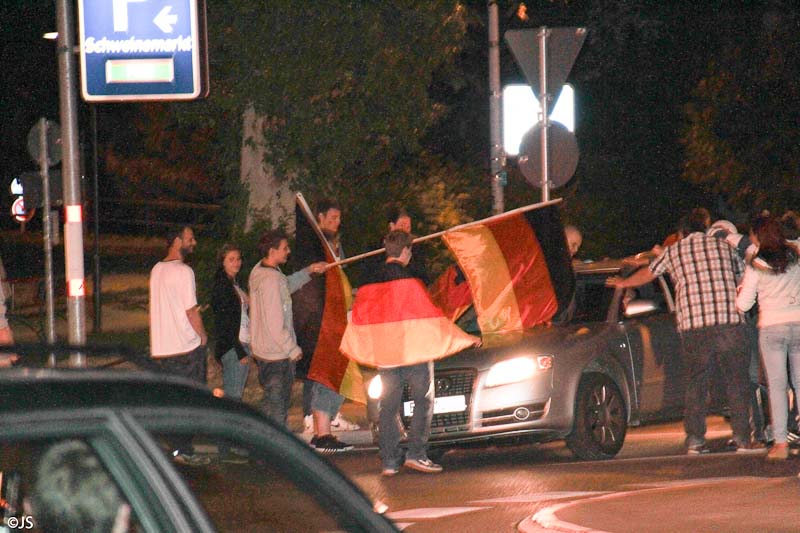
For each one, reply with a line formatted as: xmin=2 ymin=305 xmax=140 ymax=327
xmin=620 ymin=279 xmax=669 ymax=317
xmin=1 ymin=438 xmax=139 ymax=532
xmin=572 ymin=280 xmax=614 ymax=322
xmin=145 ymin=429 xmax=366 ymax=532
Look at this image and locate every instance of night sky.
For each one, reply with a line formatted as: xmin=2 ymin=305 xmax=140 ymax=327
xmin=1 ymin=1 xmax=796 ymax=251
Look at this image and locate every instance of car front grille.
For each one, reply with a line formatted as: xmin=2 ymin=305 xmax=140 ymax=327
xmin=401 ymin=369 xmax=476 ymax=432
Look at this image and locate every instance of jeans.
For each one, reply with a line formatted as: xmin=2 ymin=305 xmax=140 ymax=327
xmin=221 ymin=345 xmax=251 ymax=401
xmin=302 ymin=378 xmax=314 ymax=417
xmin=153 ymin=344 xmax=207 ymax=455
xmin=310 ymin=381 xmax=344 ymax=418
xmin=681 ymin=324 xmax=751 ymax=447
xmin=153 ymin=344 xmax=207 ymax=383
xmin=256 ymin=358 xmax=295 ymax=427
xmin=759 ymin=322 xmax=800 ymax=443
xmin=378 ymin=362 xmax=433 ymax=468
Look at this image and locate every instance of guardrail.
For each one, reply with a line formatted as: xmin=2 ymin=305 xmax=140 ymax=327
xmin=94 ymin=197 xmax=221 ymax=234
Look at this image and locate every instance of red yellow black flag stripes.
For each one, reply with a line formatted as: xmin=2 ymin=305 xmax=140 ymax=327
xmin=291 ymin=195 xmax=364 ymax=403
xmin=441 ymin=204 xmax=574 ymax=335
xmin=340 ymin=277 xmax=480 ymax=368
xmin=429 ymin=264 xmax=473 ymax=322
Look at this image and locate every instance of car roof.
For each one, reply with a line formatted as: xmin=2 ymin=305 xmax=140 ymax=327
xmin=573 ymin=258 xmax=623 ymax=275
xmin=0 ymin=369 xmax=225 ymax=413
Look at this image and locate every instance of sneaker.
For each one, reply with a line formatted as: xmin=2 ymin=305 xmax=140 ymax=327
xmin=736 ymin=441 xmax=768 ymax=454
xmin=303 ymin=415 xmax=314 ymax=434
xmin=767 ymin=443 xmax=789 ymax=461
xmin=403 ymin=457 xmax=443 ymax=473
xmin=173 ymin=452 xmax=212 ymax=466
xmin=687 ymin=444 xmax=710 ymax=455
xmin=311 ymin=434 xmax=353 ymax=454
xmin=381 ymin=466 xmax=400 ymax=477
xmin=331 ymin=412 xmax=361 ymax=432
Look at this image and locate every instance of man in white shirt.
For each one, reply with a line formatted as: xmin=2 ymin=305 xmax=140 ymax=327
xmin=149 ymin=225 xmax=209 ymax=464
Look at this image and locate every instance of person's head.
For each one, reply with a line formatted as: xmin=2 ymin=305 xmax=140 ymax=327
xmin=386 ymin=205 xmax=412 ymax=233
xmin=752 ymin=214 xmax=798 ymax=273
xmin=384 ymin=230 xmax=413 ymax=266
xmin=31 ymin=440 xmax=130 ymax=533
xmin=165 ymin=225 xmax=196 ymax=258
xmin=780 ymin=210 xmax=800 ymax=241
xmin=315 ymin=199 xmax=342 ymax=235
xmin=259 ymin=229 xmax=290 ymax=265
xmin=217 ymin=243 xmax=242 ymax=278
xmin=684 ymin=208 xmax=711 ymax=235
xmin=564 ymin=225 xmax=582 ymax=258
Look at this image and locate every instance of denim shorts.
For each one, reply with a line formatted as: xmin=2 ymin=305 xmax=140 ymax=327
xmin=310 ymin=380 xmax=344 ymax=417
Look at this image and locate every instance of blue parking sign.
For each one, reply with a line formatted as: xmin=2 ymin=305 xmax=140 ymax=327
xmin=78 ymin=0 xmax=208 ymax=102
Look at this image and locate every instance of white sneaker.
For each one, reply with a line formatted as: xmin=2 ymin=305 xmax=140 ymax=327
xmin=331 ymin=412 xmax=360 ymax=432
xmin=303 ymin=415 xmax=313 ymax=434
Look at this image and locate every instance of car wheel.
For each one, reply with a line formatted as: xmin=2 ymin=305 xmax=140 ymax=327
xmin=566 ymin=373 xmax=627 ymax=460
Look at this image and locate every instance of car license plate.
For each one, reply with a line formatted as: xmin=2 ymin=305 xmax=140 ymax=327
xmin=403 ymin=395 xmax=466 ymax=417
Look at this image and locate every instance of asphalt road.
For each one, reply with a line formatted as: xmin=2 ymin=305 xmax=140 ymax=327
xmin=321 ymin=416 xmax=799 ymax=532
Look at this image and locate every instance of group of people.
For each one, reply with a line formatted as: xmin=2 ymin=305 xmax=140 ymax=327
xmin=610 ymin=207 xmax=800 ymax=460
xmin=149 ymin=199 xmax=447 ymax=473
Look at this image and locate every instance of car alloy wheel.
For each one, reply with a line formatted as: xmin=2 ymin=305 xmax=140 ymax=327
xmin=566 ymin=373 xmax=627 ymax=460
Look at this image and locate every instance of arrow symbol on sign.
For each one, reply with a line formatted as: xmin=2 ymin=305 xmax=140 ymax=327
xmin=153 ymin=6 xmax=178 ymax=33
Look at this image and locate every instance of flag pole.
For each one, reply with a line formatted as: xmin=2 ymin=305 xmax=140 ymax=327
xmin=296 ymin=193 xmax=340 ymax=263
xmin=327 ymin=198 xmax=562 ymax=268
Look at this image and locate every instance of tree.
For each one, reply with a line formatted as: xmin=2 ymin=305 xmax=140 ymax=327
xmin=205 ymin=3 xmax=471 ymax=222
xmin=682 ymin=5 xmax=800 ymax=218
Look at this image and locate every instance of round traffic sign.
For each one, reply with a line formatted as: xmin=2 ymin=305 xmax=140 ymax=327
xmin=27 ymin=119 xmax=62 ymax=167
xmin=518 ymin=121 xmax=579 ymax=189
xmin=11 ymin=196 xmax=35 ymax=223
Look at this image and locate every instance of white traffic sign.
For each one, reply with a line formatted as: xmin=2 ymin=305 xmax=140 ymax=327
xmin=78 ymin=0 xmax=208 ymax=102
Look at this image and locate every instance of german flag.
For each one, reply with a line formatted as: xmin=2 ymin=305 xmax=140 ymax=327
xmin=340 ymin=276 xmax=480 ymax=368
xmin=441 ymin=204 xmax=574 ymax=335
xmin=291 ymin=199 xmax=364 ymax=403
xmin=429 ymin=264 xmax=473 ymax=322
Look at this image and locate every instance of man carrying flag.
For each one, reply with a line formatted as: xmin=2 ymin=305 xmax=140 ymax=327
xmin=292 ymin=197 xmax=361 ymax=454
xmin=341 ymin=231 xmax=480 ymax=475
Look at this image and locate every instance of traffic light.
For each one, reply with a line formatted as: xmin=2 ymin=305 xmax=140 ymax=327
xmin=18 ymin=170 xmax=63 ymax=208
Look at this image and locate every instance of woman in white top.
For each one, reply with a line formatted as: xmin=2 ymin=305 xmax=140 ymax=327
xmin=737 ymin=215 xmax=800 ymax=460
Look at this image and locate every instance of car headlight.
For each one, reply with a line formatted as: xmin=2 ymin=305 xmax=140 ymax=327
xmin=485 ymin=355 xmax=553 ymax=387
xmin=368 ymin=375 xmax=383 ymax=400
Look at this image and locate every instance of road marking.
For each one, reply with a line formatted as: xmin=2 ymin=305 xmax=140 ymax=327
xmin=472 ymin=492 xmax=607 ymax=504
xmin=528 ymin=500 xmax=609 ymax=533
xmin=386 ymin=506 xmax=489 ymax=520
xmin=526 ymin=476 xmax=774 ymax=533
xmin=623 ymin=476 xmax=762 ymax=489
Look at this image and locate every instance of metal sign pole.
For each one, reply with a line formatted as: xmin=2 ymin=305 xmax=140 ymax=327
xmin=57 ymin=0 xmax=87 ymax=366
xmin=488 ymin=1 xmax=504 ymax=214
xmin=91 ymin=105 xmax=102 ymax=333
xmin=538 ymin=26 xmax=550 ymax=202
xmin=38 ymin=119 xmax=58 ymax=365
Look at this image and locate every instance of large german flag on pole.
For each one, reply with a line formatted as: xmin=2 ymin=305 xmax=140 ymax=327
xmin=291 ymin=194 xmax=364 ymax=403
xmin=441 ymin=202 xmax=574 ymax=335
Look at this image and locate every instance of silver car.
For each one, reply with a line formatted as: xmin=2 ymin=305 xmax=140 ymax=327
xmin=368 ymin=258 xmax=689 ymax=460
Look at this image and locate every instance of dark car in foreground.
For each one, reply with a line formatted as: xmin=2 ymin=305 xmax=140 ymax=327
xmin=368 ymin=258 xmax=690 ymax=460
xmin=0 ymin=368 xmax=396 ymax=532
